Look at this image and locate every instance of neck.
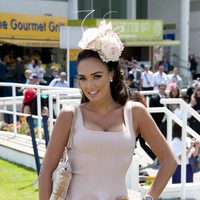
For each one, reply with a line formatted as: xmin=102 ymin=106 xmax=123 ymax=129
xmin=87 ymin=98 xmax=120 ymax=115
xmin=159 ymin=92 xmax=165 ymax=96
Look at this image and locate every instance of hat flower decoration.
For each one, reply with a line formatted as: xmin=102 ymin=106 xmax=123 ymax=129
xmin=78 ymin=20 xmax=124 ymax=63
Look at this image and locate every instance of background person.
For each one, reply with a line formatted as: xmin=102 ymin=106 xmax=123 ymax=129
xmin=39 ymin=20 xmax=177 ymax=200
xmin=189 ymin=54 xmax=198 ymax=80
xmin=27 ymin=59 xmax=36 ymax=72
xmin=48 ymin=66 xmax=59 ymax=84
xmin=167 ymin=67 xmax=183 ymax=89
xmin=33 ymin=60 xmax=47 ymax=85
xmin=22 ymin=88 xmax=48 ymax=116
xmin=127 ymin=59 xmax=141 ymax=91
xmin=49 ymin=72 xmax=69 ymax=88
xmin=167 ymin=82 xmax=182 ymax=117
xmin=149 ymin=83 xmax=168 ymax=168
xmin=188 ymin=84 xmax=200 ymax=134
xmin=152 ymin=64 xmax=168 ymax=90
xmin=149 ymin=83 xmax=167 ymax=138
xmin=29 ymin=73 xmax=40 ymax=85
xmin=171 ymin=123 xmax=200 ymax=183
xmin=16 ymin=57 xmax=25 ymax=83
xmin=24 ymin=69 xmax=32 ymax=84
xmin=141 ymin=64 xmax=154 ymax=91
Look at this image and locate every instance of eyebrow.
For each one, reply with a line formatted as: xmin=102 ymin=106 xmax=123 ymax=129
xmin=78 ymin=71 xmax=103 ymax=77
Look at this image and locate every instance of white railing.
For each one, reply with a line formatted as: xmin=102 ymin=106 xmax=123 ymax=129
xmin=160 ymin=98 xmax=200 ymax=199
xmin=41 ymin=89 xmax=81 ymax=134
xmin=0 ymin=82 xmax=80 ymax=142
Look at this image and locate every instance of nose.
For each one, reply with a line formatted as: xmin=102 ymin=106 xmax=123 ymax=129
xmin=86 ymin=79 xmax=95 ymax=90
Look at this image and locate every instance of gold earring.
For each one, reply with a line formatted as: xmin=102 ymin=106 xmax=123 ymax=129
xmin=110 ymin=79 xmax=113 ymax=82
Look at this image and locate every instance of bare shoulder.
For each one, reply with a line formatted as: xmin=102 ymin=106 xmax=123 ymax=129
xmin=127 ymin=101 xmax=146 ymax=113
xmin=50 ymin=105 xmax=78 ymax=141
xmin=128 ymin=100 xmax=149 ymax=122
xmin=54 ymin=105 xmax=77 ymax=129
xmin=126 ymin=101 xmax=148 ymax=135
xmin=58 ymin=105 xmax=75 ymax=119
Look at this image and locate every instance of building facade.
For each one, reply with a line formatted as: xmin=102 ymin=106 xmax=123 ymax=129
xmin=0 ymin=0 xmax=199 ymax=79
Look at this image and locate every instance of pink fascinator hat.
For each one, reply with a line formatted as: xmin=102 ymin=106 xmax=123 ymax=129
xmin=78 ymin=20 xmax=124 ymax=63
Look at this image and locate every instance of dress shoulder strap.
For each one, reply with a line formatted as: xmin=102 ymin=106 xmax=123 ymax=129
xmin=124 ymin=101 xmax=135 ymax=138
xmin=67 ymin=105 xmax=78 ymax=151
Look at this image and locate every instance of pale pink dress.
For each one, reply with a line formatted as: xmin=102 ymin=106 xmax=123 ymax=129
xmin=66 ymin=101 xmax=136 ymax=200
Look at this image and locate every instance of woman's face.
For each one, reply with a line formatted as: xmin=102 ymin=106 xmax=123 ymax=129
xmin=77 ymin=57 xmax=113 ymax=103
xmin=196 ymin=87 xmax=200 ymax=97
xmin=171 ymin=88 xmax=179 ymax=97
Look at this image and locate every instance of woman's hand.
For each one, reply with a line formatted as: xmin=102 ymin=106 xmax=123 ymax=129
xmin=190 ymin=98 xmax=197 ymax=107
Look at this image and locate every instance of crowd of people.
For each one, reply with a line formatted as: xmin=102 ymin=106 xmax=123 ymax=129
xmin=0 ymin=51 xmax=68 ymax=97
xmin=118 ymin=56 xmax=200 ymax=170
xmin=130 ymin=83 xmax=200 ymax=184
xmin=20 ymin=67 xmax=69 ymax=117
xmin=119 ymin=57 xmax=184 ymax=92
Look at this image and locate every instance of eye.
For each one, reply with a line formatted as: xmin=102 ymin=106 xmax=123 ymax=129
xmin=78 ymin=77 xmax=86 ymax=81
xmin=94 ymin=75 xmax=102 ymax=79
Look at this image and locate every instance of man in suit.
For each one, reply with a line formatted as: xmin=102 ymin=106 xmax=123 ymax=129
xmin=149 ymin=83 xmax=167 ymax=138
xmin=128 ymin=59 xmax=141 ymax=91
xmin=149 ymin=83 xmax=167 ymax=168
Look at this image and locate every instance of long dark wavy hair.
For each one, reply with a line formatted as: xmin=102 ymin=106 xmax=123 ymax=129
xmin=76 ymin=50 xmax=128 ymax=106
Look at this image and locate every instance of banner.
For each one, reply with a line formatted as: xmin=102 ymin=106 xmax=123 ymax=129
xmin=0 ymin=12 xmax=67 ymax=39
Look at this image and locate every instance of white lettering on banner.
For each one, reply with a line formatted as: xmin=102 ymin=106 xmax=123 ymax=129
xmin=141 ymin=22 xmax=150 ymax=32
xmin=132 ymin=22 xmax=140 ymax=32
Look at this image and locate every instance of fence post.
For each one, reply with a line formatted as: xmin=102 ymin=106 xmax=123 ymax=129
xmin=56 ymin=94 xmax=61 ymax=117
xmin=48 ymin=93 xmax=54 ymax=135
xmin=36 ymin=88 xmax=42 ymax=143
xmin=167 ymin=114 xmax=172 ymax=143
xmin=27 ymin=116 xmax=41 ymax=176
xmin=42 ymin=115 xmax=49 ymax=148
xmin=181 ymin=107 xmax=187 ymax=200
xmin=12 ymin=86 xmax=17 ymax=136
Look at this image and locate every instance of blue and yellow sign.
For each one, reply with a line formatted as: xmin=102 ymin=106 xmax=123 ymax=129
xmin=0 ymin=12 xmax=67 ymax=40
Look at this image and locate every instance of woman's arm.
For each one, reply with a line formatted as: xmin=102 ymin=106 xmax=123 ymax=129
xmin=190 ymin=98 xmax=197 ymax=107
xmin=132 ymin=102 xmax=177 ymax=200
xmin=193 ymin=141 xmax=200 ymax=157
xmin=178 ymin=146 xmax=193 ymax=160
xmin=39 ymin=106 xmax=74 ymax=200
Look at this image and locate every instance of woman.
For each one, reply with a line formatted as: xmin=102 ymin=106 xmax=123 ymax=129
xmin=39 ymin=20 xmax=177 ymax=200
xmin=171 ymin=123 xmax=199 ymax=183
xmin=22 ymin=88 xmax=48 ymax=116
xmin=167 ymin=82 xmax=182 ymax=119
xmin=189 ymin=84 xmax=200 ymax=134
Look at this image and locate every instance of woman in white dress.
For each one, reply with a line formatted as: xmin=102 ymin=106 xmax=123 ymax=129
xmin=39 ymin=20 xmax=177 ymax=200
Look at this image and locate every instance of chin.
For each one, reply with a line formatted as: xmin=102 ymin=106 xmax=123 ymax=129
xmin=87 ymin=95 xmax=102 ymax=103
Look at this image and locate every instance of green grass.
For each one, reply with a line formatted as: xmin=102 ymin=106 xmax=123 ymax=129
xmin=0 ymin=158 xmax=39 ymax=200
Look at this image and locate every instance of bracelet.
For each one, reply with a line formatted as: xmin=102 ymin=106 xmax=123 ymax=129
xmin=143 ymin=194 xmax=154 ymax=200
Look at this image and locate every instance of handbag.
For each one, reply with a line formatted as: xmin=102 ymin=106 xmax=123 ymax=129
xmin=50 ymin=106 xmax=77 ymax=200
xmin=189 ymin=155 xmax=200 ymax=173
